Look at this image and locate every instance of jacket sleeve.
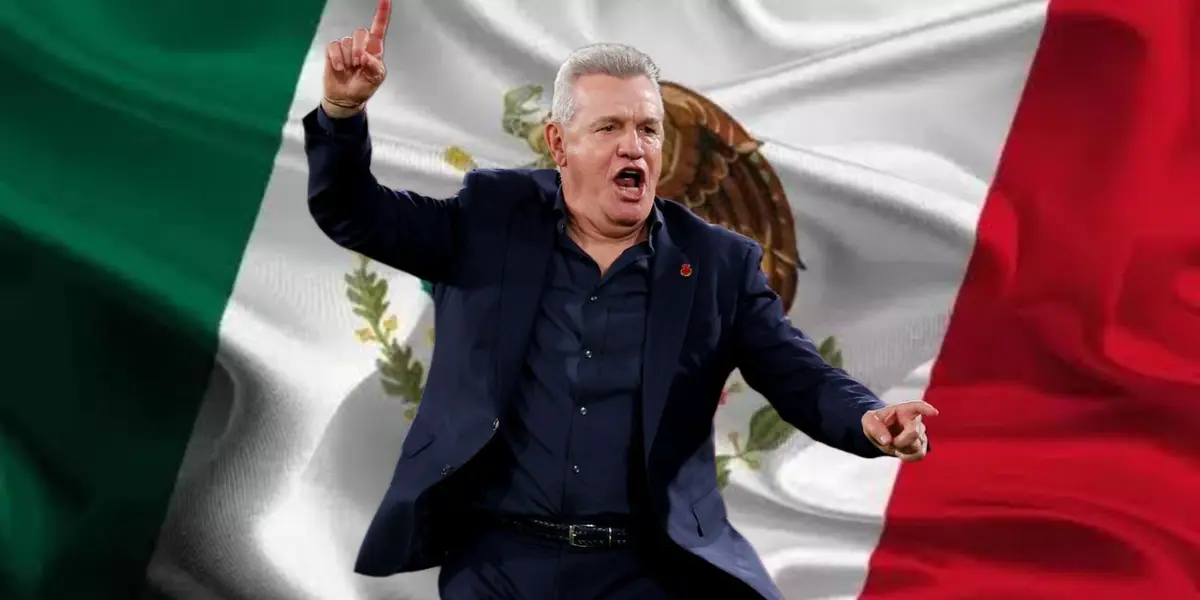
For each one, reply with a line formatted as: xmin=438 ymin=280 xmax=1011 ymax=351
xmin=304 ymin=105 xmax=463 ymax=283
xmin=731 ymin=240 xmax=888 ymax=458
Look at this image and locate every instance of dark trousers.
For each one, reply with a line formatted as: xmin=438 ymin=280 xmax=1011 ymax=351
xmin=436 ymin=520 xmax=761 ymax=600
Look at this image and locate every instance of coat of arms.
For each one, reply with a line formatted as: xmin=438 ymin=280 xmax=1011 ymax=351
xmin=345 ymin=81 xmax=846 ymax=489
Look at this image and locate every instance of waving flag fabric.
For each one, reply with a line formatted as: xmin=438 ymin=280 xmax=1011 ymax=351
xmin=1 ymin=1 xmax=1196 ymax=599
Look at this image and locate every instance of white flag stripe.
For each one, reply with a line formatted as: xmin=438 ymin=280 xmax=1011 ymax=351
xmin=148 ymin=1 xmax=1046 ymax=598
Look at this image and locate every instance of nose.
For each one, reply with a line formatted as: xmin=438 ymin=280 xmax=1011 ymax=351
xmin=617 ymin=128 xmax=644 ymax=160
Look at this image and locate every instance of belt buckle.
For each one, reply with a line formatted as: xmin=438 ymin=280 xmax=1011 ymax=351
xmin=567 ymin=524 xmax=613 ymax=548
xmin=567 ymin=524 xmax=585 ymax=548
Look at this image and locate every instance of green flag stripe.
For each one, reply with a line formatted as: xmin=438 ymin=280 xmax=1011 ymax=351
xmin=0 ymin=2 xmax=327 ymax=598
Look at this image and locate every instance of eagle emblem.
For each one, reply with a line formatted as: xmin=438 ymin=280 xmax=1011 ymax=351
xmin=452 ymin=82 xmax=804 ymax=311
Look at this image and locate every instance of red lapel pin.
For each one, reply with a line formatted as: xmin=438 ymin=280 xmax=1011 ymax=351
xmin=680 ymin=263 xmax=692 ymax=277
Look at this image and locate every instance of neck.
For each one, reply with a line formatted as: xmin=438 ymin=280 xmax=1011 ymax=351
xmin=565 ymin=211 xmax=648 ymax=277
xmin=560 ymin=184 xmax=650 ymax=249
xmin=566 ymin=212 xmax=647 ymax=248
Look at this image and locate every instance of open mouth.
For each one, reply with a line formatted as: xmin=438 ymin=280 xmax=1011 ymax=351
xmin=613 ymin=167 xmax=646 ymax=198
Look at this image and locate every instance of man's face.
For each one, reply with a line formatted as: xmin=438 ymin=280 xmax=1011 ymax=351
xmin=546 ymin=74 xmax=664 ymax=230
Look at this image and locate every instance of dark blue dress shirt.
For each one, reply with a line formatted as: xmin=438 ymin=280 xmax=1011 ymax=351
xmin=465 ymin=193 xmax=663 ymax=522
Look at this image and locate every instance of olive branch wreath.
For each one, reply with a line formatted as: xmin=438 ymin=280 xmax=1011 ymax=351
xmin=714 ymin=337 xmax=843 ymax=488
xmin=345 ymin=253 xmax=428 ymax=422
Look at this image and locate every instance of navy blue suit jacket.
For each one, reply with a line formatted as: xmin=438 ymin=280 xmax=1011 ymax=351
xmin=303 ymin=106 xmax=887 ymax=600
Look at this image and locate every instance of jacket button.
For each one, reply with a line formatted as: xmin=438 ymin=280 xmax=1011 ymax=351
xmin=440 ymin=464 xmax=455 ymax=477
xmin=492 ymin=418 xmax=500 ymax=431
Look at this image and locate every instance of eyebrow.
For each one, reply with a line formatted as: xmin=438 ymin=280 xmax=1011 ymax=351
xmin=588 ymin=115 xmax=663 ymax=128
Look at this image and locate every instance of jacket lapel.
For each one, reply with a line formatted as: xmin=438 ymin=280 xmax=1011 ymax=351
xmin=641 ymin=209 xmax=696 ymax=457
xmin=493 ymin=181 xmax=556 ymax=411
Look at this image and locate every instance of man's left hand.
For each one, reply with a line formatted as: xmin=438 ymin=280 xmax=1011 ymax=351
xmin=861 ymin=401 xmax=938 ymax=461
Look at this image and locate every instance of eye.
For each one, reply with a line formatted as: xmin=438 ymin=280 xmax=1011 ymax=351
xmin=598 ymin=124 xmax=615 ymax=132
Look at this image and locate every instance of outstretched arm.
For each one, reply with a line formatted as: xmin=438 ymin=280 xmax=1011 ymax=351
xmin=731 ymin=241 xmax=888 ymax=458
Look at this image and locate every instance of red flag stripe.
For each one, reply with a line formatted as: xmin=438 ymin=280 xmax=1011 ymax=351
xmin=861 ymin=0 xmax=1200 ymax=598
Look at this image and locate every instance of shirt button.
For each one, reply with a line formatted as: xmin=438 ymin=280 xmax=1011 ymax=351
xmin=492 ymin=418 xmax=499 ymax=431
xmin=589 ymin=295 xmax=597 ymax=302
xmin=572 ymin=465 xmax=581 ymax=474
xmin=440 ymin=464 xmax=455 ymax=477
xmin=583 ymin=349 xmax=593 ymax=359
xmin=579 ymin=406 xmax=587 ymax=415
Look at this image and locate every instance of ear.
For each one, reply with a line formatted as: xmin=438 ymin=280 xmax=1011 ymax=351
xmin=544 ymin=121 xmax=567 ymax=168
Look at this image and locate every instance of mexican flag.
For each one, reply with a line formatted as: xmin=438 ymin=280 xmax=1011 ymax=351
xmin=2 ymin=0 xmax=1197 ymax=598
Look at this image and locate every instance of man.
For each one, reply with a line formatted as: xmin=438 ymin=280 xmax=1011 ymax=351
xmin=306 ymin=1 xmax=937 ymax=598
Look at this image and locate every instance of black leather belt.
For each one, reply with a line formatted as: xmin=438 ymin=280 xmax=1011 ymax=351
xmin=496 ymin=516 xmax=633 ymax=549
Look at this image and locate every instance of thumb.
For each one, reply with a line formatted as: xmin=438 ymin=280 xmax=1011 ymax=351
xmin=863 ymin=411 xmax=892 ymax=447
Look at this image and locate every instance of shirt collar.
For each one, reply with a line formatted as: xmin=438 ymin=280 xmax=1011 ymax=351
xmin=554 ymin=187 xmax=663 ymax=250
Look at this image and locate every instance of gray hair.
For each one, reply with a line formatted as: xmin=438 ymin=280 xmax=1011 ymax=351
xmin=549 ymin=43 xmax=662 ymax=124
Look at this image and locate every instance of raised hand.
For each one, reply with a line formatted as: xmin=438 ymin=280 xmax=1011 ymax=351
xmin=322 ymin=0 xmax=391 ymax=117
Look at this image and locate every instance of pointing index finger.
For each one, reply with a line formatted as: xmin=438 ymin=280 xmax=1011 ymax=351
xmin=900 ymin=400 xmax=939 ymax=419
xmin=370 ymin=0 xmax=392 ymax=40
